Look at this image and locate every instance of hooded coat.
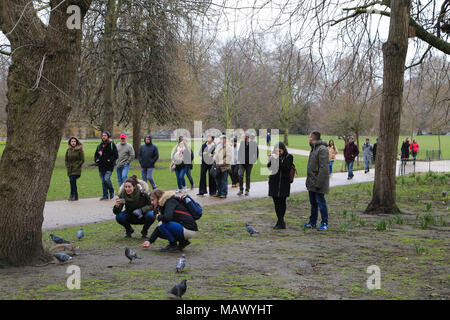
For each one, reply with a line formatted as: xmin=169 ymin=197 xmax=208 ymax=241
xmin=157 ymin=191 xmax=198 ymax=231
xmin=65 ymin=137 xmax=85 ymax=176
xmin=306 ymin=140 xmax=330 ymax=194
xmin=139 ymin=135 xmax=159 ymax=168
xmin=268 ymin=151 xmax=294 ymax=198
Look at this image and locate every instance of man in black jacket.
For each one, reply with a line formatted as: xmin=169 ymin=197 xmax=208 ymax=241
xmin=95 ymin=131 xmax=119 ymax=200
xmin=237 ymin=133 xmax=259 ymax=196
xmin=139 ymin=135 xmax=159 ymax=190
xmin=197 ymin=135 xmax=217 ymax=196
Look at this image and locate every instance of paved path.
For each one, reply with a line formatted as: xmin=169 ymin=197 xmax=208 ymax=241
xmin=42 ymin=146 xmax=450 ymax=231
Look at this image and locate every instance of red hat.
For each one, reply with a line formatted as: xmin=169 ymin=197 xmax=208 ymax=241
xmin=120 ymin=134 xmax=127 ymax=139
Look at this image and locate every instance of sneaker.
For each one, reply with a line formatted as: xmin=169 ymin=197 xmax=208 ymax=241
xmin=160 ymin=242 xmax=180 ymax=253
xmin=237 ymin=190 xmax=243 ymax=196
xmin=183 ymin=187 xmax=188 ymax=193
xmin=178 ymin=239 xmax=191 ymax=250
xmin=190 ymin=185 xmax=194 ymax=190
xmin=317 ymin=223 xmax=328 ymax=231
xmin=347 ymin=177 xmax=351 ymax=180
xmin=109 ymin=193 xmax=115 ymax=199
xmin=219 ymin=195 xmax=227 ymax=199
xmin=141 ymin=231 xmax=149 ymax=239
xmin=125 ymin=228 xmax=134 ymax=238
xmin=303 ymin=222 xmax=316 ymax=229
xmin=176 ymin=189 xmax=182 ymax=193
xmin=245 ymin=191 xmax=249 ymax=196
xmin=196 ymin=193 xmax=205 ymax=196
xmin=99 ymin=196 xmax=109 ymax=201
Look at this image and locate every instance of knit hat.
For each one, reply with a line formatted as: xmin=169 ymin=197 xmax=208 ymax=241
xmin=103 ymin=131 xmax=111 ymax=138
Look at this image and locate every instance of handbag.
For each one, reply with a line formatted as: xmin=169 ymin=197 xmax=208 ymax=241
xmin=170 ymin=161 xmax=176 ymax=172
xmin=210 ymin=162 xmax=220 ymax=179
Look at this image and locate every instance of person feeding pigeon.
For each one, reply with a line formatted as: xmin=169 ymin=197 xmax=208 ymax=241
xmin=113 ymin=176 xmax=155 ymax=239
xmin=141 ymin=189 xmax=198 ymax=252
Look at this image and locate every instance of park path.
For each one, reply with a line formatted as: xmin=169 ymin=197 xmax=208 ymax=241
xmin=42 ymin=146 xmax=450 ymax=231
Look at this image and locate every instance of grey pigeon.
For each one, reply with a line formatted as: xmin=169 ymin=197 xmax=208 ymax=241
xmin=53 ymin=252 xmax=73 ymax=263
xmin=50 ymin=233 xmax=70 ymax=244
xmin=442 ymin=190 xmax=447 ymax=197
xmin=76 ymin=227 xmax=84 ymax=240
xmin=176 ymin=254 xmax=186 ymax=273
xmin=246 ymin=223 xmax=259 ymax=236
xmin=125 ymin=246 xmax=141 ymax=263
xmin=169 ymin=279 xmax=187 ymax=298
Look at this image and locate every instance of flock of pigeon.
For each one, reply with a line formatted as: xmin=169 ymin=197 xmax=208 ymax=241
xmin=48 ymin=222 xmax=260 ymax=298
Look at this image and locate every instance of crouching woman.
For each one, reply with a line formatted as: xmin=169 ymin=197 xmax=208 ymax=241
xmin=142 ymin=189 xmax=198 ymax=252
xmin=113 ymin=176 xmax=155 ymax=238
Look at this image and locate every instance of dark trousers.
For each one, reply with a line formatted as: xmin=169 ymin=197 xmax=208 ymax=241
xmin=272 ymin=196 xmax=286 ymax=222
xmin=238 ymin=164 xmax=253 ymax=191
xmin=230 ymin=165 xmax=239 ymax=185
xmin=308 ymin=191 xmax=328 ymax=225
xmin=69 ymin=175 xmax=80 ymax=194
xmin=186 ymin=168 xmax=194 ymax=187
xmin=115 ymin=210 xmax=155 ymax=235
xmin=199 ymin=163 xmax=217 ymax=195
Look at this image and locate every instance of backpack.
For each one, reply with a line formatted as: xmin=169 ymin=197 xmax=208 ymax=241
xmin=289 ymin=163 xmax=297 ymax=183
xmin=176 ymin=194 xmax=203 ymax=220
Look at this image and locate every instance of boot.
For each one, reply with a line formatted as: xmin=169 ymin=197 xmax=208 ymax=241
xmin=68 ymin=193 xmax=75 ymax=201
xmin=178 ymin=239 xmax=191 ymax=250
xmin=74 ymin=192 xmax=79 ymax=201
xmin=160 ymin=242 xmax=180 ymax=252
xmin=125 ymin=227 xmax=134 ymax=238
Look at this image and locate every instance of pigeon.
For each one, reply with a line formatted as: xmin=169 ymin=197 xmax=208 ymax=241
xmin=76 ymin=227 xmax=84 ymax=240
xmin=169 ymin=279 xmax=187 ymax=298
xmin=50 ymin=233 xmax=70 ymax=244
xmin=176 ymin=254 xmax=186 ymax=273
xmin=125 ymin=246 xmax=141 ymax=263
xmin=246 ymin=223 xmax=259 ymax=236
xmin=53 ymin=252 xmax=73 ymax=263
xmin=442 ymin=190 xmax=447 ymax=197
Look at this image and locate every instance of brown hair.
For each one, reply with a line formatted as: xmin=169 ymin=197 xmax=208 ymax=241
xmin=124 ymin=175 xmax=139 ymax=188
xmin=150 ymin=189 xmax=164 ymax=200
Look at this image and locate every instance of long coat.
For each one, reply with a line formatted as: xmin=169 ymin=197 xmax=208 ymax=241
xmin=65 ymin=137 xmax=85 ymax=177
xmin=268 ymin=152 xmax=293 ymax=198
xmin=306 ymin=140 xmax=329 ymax=194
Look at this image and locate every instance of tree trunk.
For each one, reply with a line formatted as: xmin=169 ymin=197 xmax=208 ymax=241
xmin=0 ymin=1 xmax=91 ymax=267
xmin=365 ymin=0 xmax=411 ymax=215
xmin=132 ymin=80 xmax=143 ymax=159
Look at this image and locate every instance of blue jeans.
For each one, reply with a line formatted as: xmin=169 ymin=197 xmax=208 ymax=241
xmin=364 ymin=156 xmax=370 ymax=172
xmin=99 ymin=171 xmax=114 ymax=198
xmin=176 ymin=167 xmax=187 ymax=190
xmin=115 ymin=210 xmax=155 ymax=234
xmin=347 ymin=161 xmax=354 ymax=178
xmin=116 ymin=164 xmax=130 ymax=186
xmin=329 ymin=161 xmax=334 ymax=174
xmin=308 ymin=191 xmax=328 ymax=225
xmin=158 ymin=221 xmax=185 ymax=243
xmin=186 ymin=168 xmax=194 ymax=187
xmin=142 ymin=167 xmax=157 ymax=189
xmin=215 ymin=169 xmax=229 ymax=196
xmin=69 ymin=175 xmax=80 ymax=194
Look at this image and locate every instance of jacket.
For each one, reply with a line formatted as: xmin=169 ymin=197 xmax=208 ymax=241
xmin=373 ymin=143 xmax=377 ymax=160
xmin=94 ymin=139 xmax=118 ymax=173
xmin=306 ymin=140 xmax=329 ymax=194
xmin=65 ymin=137 xmax=85 ymax=176
xmin=113 ymin=187 xmax=153 ymax=215
xmin=327 ymin=146 xmax=338 ymax=162
xmin=268 ymin=152 xmax=293 ymax=198
xmin=213 ymin=143 xmax=233 ymax=172
xmin=410 ymin=142 xmax=419 ymax=153
xmin=172 ymin=142 xmax=193 ymax=170
xmin=343 ymin=142 xmax=359 ymax=164
xmin=199 ymin=141 xmax=216 ymax=166
xmin=139 ymin=135 xmax=159 ymax=168
xmin=238 ymin=140 xmax=259 ymax=165
xmin=401 ymin=142 xmax=410 ymax=158
xmin=362 ymin=143 xmax=373 ymax=158
xmin=116 ymin=142 xmax=135 ymax=168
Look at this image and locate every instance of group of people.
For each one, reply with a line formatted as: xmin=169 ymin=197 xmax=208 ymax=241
xmin=401 ymin=137 xmax=420 ymax=163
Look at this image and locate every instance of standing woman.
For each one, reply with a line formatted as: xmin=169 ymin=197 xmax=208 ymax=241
xmin=65 ymin=137 xmax=85 ymax=201
xmin=401 ymin=137 xmax=410 ymax=162
xmin=268 ymin=142 xmax=293 ymax=229
xmin=327 ymin=140 xmax=338 ymax=175
xmin=172 ymin=136 xmax=191 ymax=193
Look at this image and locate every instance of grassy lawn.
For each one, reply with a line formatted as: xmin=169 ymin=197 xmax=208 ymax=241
xmin=0 ymin=172 xmax=448 ymax=299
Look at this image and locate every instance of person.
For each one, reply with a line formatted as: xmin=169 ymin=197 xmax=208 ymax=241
xmin=327 ymin=140 xmax=338 ymax=175
xmin=95 ymin=131 xmax=118 ymax=200
xmin=268 ymin=142 xmax=293 ymax=229
xmin=229 ymin=137 xmax=240 ymax=187
xmin=138 ymin=134 xmax=159 ymax=190
xmin=343 ymin=136 xmax=359 ymax=180
xmin=172 ymin=136 xmax=193 ymax=193
xmin=410 ymin=139 xmax=419 ymax=162
xmin=142 ymin=189 xmax=198 ymax=252
xmin=65 ymin=136 xmax=85 ymax=201
xmin=372 ymin=138 xmax=378 ymax=163
xmin=113 ymin=176 xmax=155 ymax=238
xmin=116 ymin=134 xmax=135 ymax=186
xmin=185 ymin=148 xmax=195 ymax=190
xmin=401 ymin=137 xmax=410 ymax=163
xmin=213 ymin=134 xmax=233 ymax=198
xmin=362 ymin=138 xmax=373 ymax=173
xmin=197 ymin=135 xmax=217 ymax=196
xmin=237 ymin=133 xmax=259 ymax=196
xmin=266 ymin=132 xmax=271 ymax=147
xmin=304 ymin=131 xmax=330 ymax=231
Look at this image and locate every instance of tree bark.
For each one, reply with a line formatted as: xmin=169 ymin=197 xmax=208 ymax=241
xmin=365 ymin=0 xmax=411 ymax=215
xmin=132 ymin=78 xmax=143 ymax=159
xmin=0 ymin=1 xmax=91 ymax=267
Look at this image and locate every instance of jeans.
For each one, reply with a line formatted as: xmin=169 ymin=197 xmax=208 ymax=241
xmin=238 ymin=164 xmax=253 ymax=191
xmin=199 ymin=164 xmax=217 ymax=195
xmin=347 ymin=161 xmax=354 ymax=178
xmin=99 ymin=171 xmax=114 ymax=198
xmin=186 ymin=168 xmax=194 ymax=187
xmin=329 ymin=161 xmax=334 ymax=174
xmin=115 ymin=210 xmax=155 ymax=234
xmin=158 ymin=221 xmax=185 ymax=243
xmin=215 ymin=169 xmax=229 ymax=196
xmin=308 ymin=191 xmax=328 ymax=225
xmin=364 ymin=156 xmax=371 ymax=172
xmin=176 ymin=167 xmax=187 ymax=190
xmin=142 ymin=167 xmax=157 ymax=189
xmin=69 ymin=175 xmax=80 ymax=194
xmin=116 ymin=164 xmax=130 ymax=186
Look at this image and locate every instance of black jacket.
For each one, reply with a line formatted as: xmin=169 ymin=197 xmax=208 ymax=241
xmin=373 ymin=143 xmax=377 ymax=160
xmin=238 ymin=140 xmax=259 ymax=165
xmin=199 ymin=142 xmax=216 ymax=166
xmin=268 ymin=152 xmax=293 ymax=198
xmin=94 ymin=139 xmax=119 ymax=172
xmin=139 ymin=135 xmax=159 ymax=168
xmin=401 ymin=142 xmax=410 ymax=159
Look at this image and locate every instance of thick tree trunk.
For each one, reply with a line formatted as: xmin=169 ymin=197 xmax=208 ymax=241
xmin=132 ymin=80 xmax=143 ymax=159
xmin=365 ymin=0 xmax=411 ymax=215
xmin=0 ymin=1 xmax=90 ymax=267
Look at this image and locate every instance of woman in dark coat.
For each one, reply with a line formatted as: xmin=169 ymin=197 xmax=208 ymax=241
xmin=65 ymin=137 xmax=85 ymax=201
xmin=401 ymin=137 xmax=410 ymax=161
xmin=268 ymin=142 xmax=294 ymax=229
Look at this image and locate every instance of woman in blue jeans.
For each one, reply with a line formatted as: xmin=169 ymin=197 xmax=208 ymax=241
xmin=113 ymin=176 xmax=155 ymax=238
xmin=142 ymin=189 xmax=198 ymax=252
xmin=172 ymin=136 xmax=193 ymax=193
